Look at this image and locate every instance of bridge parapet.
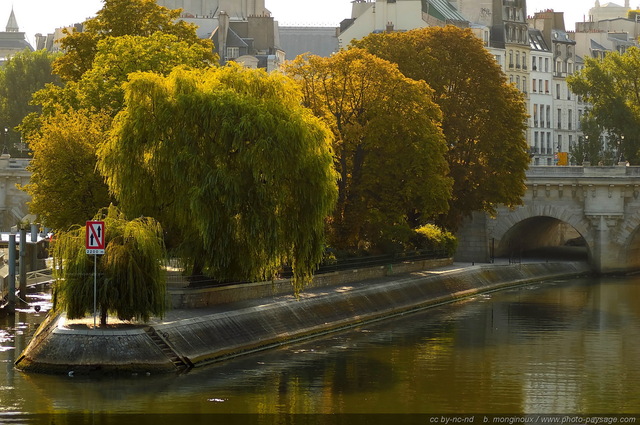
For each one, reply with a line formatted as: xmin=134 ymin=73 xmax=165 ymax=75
xmin=457 ymin=166 xmax=640 ymax=273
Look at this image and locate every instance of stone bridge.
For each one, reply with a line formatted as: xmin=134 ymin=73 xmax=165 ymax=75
xmin=456 ymin=166 xmax=640 ymax=273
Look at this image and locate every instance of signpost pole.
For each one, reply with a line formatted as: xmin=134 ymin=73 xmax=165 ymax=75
xmin=93 ymin=254 xmax=97 ymax=328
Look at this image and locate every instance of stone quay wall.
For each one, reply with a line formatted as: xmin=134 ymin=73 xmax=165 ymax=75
xmin=167 ymin=258 xmax=454 ymax=309
xmin=15 ymin=261 xmax=591 ymax=375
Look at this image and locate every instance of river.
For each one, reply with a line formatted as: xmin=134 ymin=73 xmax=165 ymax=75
xmin=1 ymin=274 xmax=640 ymax=422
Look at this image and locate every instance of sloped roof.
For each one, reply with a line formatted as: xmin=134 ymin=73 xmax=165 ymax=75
xmin=590 ymin=38 xmax=608 ymax=50
xmin=0 ymin=32 xmax=33 ymax=52
xmin=423 ymin=0 xmax=467 ymax=22
xmin=211 ymin=26 xmax=249 ymax=48
xmin=529 ymin=28 xmax=550 ymax=52
xmin=552 ymin=29 xmax=576 ymax=44
xmin=5 ymin=8 xmax=18 ymax=32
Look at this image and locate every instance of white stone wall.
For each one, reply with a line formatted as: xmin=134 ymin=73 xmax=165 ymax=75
xmin=0 ymin=155 xmax=30 ymax=231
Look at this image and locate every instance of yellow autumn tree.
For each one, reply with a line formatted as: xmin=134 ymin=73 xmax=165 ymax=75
xmin=354 ymin=26 xmax=530 ymax=231
xmin=22 ymin=110 xmax=111 ymax=231
xmin=285 ymin=49 xmax=452 ymax=253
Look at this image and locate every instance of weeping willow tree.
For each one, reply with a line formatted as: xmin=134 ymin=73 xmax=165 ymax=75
xmin=52 ymin=205 xmax=167 ymax=326
xmin=97 ymin=65 xmax=338 ymax=292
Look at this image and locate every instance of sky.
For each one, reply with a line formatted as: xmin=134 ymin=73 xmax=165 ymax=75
xmin=0 ymin=0 xmax=632 ymax=47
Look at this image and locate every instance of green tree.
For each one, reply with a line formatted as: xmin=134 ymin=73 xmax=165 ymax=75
xmin=52 ymin=205 xmax=166 ymax=327
xmin=69 ymin=32 xmax=216 ymax=117
xmin=569 ymin=115 xmax=610 ymax=165
xmin=97 ymin=66 xmax=338 ymax=291
xmin=0 ymin=49 xmax=61 ymax=156
xmin=21 ymin=0 xmax=215 ymax=229
xmin=21 ymin=110 xmax=112 ymax=231
xmin=353 ymin=26 xmax=530 ymax=231
xmin=53 ymin=0 xmax=207 ymax=82
xmin=284 ymin=49 xmax=452 ymax=253
xmin=568 ymin=47 xmax=640 ymax=163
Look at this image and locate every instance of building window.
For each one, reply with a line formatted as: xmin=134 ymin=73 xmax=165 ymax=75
xmin=557 ymin=108 xmax=562 ymax=129
xmin=568 ymin=109 xmax=573 ymax=130
xmin=545 ymin=57 xmax=549 ymax=72
xmin=540 ymin=104 xmax=545 ymax=127
xmin=516 ymin=51 xmax=520 ymax=68
xmin=509 ymin=50 xmax=513 ymax=68
xmin=578 ymin=109 xmax=583 ymax=129
xmin=532 ymin=56 xmax=537 ymax=70
xmin=556 ymin=84 xmax=561 ymax=99
xmin=226 ymin=47 xmax=240 ymax=59
xmin=533 ymin=104 xmax=538 ymax=126
xmin=522 ymin=52 xmax=527 ymax=69
xmin=545 ymin=80 xmax=549 ymax=93
xmin=546 ymin=106 xmax=551 ymax=128
xmin=533 ymin=78 xmax=537 ymax=92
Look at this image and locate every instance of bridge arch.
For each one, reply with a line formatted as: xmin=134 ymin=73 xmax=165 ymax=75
xmin=490 ymin=204 xmax=593 ymax=262
xmin=619 ymin=211 xmax=640 ymax=271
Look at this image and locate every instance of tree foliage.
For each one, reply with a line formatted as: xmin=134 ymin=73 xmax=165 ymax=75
xmin=32 ymin=26 xmax=215 ymax=121
xmin=353 ymin=26 xmax=530 ymax=230
xmin=97 ymin=66 xmax=338 ymax=291
xmin=284 ymin=49 xmax=452 ymax=252
xmin=569 ymin=115 xmax=613 ymax=166
xmin=411 ymin=224 xmax=458 ymax=257
xmin=568 ymin=47 xmax=640 ymax=164
xmin=21 ymin=110 xmax=112 ymax=231
xmin=69 ymin=32 xmax=215 ymax=117
xmin=0 ymin=49 xmax=61 ymax=156
xmin=21 ymin=0 xmax=216 ymax=230
xmin=52 ymin=205 xmax=166 ymax=326
xmin=53 ymin=0 xmax=208 ymax=82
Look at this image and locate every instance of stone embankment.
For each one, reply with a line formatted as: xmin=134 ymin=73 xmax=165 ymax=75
xmin=15 ymin=261 xmax=590 ymax=375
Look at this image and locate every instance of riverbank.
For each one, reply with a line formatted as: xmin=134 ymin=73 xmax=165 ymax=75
xmin=14 ymin=261 xmax=591 ymax=375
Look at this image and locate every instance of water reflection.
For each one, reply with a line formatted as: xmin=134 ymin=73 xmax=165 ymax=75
xmin=4 ymin=276 xmax=640 ymax=415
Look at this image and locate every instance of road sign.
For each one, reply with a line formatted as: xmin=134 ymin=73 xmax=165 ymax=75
xmin=86 ymin=221 xmax=105 ymax=255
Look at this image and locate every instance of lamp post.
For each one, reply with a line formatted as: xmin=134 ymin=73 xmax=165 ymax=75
xmin=583 ymin=135 xmax=589 ymax=165
xmin=2 ymin=127 xmax=7 ymax=155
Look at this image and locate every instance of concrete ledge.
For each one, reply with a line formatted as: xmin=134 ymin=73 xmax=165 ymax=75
xmin=168 ymin=257 xmax=453 ymax=309
xmin=15 ymin=262 xmax=591 ymax=375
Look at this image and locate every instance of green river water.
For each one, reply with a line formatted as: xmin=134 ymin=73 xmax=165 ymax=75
xmin=1 ymin=274 xmax=639 ymax=423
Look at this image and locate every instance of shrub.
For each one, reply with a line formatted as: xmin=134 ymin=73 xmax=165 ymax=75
xmin=411 ymin=224 xmax=458 ymax=257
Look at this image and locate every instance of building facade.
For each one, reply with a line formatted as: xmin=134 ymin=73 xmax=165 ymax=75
xmin=338 ymin=0 xmax=468 ymax=49
xmin=528 ymin=28 xmax=554 ymax=164
xmin=588 ymin=0 xmax=632 ymax=22
xmin=157 ymin=0 xmax=284 ymax=70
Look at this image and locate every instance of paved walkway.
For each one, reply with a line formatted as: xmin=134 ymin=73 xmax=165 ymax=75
xmin=61 ymin=258 xmax=567 ymax=331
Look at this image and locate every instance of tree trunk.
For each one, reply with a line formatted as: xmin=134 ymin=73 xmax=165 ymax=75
xmin=100 ymin=306 xmax=108 ymax=327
